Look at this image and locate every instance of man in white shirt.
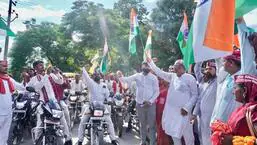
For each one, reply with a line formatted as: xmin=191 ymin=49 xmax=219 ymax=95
xmin=119 ymin=62 xmax=160 ymax=145
xmin=27 ymin=61 xmax=72 ymax=145
xmin=146 ymin=58 xmax=198 ymax=145
xmin=0 ymin=60 xmax=25 ymax=145
xmin=70 ymin=74 xmax=85 ymax=94
xmin=77 ymin=68 xmax=119 ymax=145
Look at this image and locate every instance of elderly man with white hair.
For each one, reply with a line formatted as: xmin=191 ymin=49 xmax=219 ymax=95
xmin=146 ymin=58 xmax=198 ymax=145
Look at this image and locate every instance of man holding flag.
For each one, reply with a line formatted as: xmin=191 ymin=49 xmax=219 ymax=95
xmin=146 ymin=55 xmax=198 ymax=145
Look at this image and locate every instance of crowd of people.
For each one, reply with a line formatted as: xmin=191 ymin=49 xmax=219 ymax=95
xmin=0 ymin=17 xmax=257 ymax=145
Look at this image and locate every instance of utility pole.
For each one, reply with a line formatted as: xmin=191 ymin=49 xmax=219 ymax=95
xmin=3 ymin=0 xmax=17 ymax=60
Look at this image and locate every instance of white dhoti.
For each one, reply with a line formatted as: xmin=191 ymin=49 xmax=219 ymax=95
xmin=0 ymin=114 xmax=12 ymax=145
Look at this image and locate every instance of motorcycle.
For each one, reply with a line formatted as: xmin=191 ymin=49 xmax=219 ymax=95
xmin=68 ymin=90 xmax=87 ymax=129
xmin=8 ymin=91 xmax=39 ymax=145
xmin=111 ymin=93 xmax=125 ymax=137
xmin=84 ymin=101 xmax=108 ymax=145
xmin=27 ymin=87 xmax=64 ymax=145
xmin=126 ymin=94 xmax=140 ymax=134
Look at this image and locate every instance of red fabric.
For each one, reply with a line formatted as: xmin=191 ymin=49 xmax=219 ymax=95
xmin=156 ymin=84 xmax=170 ymax=145
xmin=0 ymin=74 xmax=15 ymax=94
xmin=112 ymin=81 xmax=124 ymax=94
xmin=211 ymin=120 xmax=232 ymax=145
xmin=49 ymin=76 xmax=63 ymax=102
xmin=224 ymin=49 xmax=241 ymax=62
xmin=112 ymin=81 xmax=116 ymax=94
xmin=234 ymin=74 xmax=257 ymax=102
xmin=228 ymin=102 xmax=257 ymax=137
xmin=211 ymin=74 xmax=257 ymax=145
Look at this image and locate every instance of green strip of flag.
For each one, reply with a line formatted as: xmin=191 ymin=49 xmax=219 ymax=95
xmin=0 ymin=18 xmax=15 ymax=37
xmin=236 ymin=0 xmax=257 ymax=18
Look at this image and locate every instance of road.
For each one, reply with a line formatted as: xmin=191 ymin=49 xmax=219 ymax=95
xmin=21 ymin=123 xmax=141 ymax=145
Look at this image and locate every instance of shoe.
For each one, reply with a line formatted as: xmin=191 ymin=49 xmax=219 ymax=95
xmin=64 ymin=140 xmax=72 ymax=145
xmin=111 ymin=140 xmax=119 ymax=145
xmin=77 ymin=141 xmax=83 ymax=145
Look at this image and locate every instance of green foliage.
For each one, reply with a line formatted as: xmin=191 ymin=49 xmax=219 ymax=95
xmin=9 ymin=0 xmax=196 ymax=79
xmin=150 ymin=0 xmax=195 ymax=69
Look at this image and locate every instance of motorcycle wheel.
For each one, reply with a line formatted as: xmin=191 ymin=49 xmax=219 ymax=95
xmin=117 ymin=116 xmax=123 ymax=138
xmin=7 ymin=121 xmax=23 ymax=145
xmin=70 ymin=109 xmax=75 ymax=129
xmin=36 ymin=134 xmax=63 ymax=145
xmin=92 ymin=130 xmax=104 ymax=145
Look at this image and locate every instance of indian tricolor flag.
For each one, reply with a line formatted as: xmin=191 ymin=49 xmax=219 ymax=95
xmin=176 ymin=12 xmax=189 ymax=56
xmin=144 ymin=30 xmax=152 ymax=61
xmin=89 ymin=52 xmax=100 ymax=74
xmin=129 ymin=8 xmax=139 ymax=55
xmin=100 ymin=38 xmax=109 ymax=74
xmin=0 ymin=18 xmax=15 ymax=37
xmin=236 ymin=0 xmax=257 ymax=18
xmin=192 ymin=0 xmax=234 ymax=63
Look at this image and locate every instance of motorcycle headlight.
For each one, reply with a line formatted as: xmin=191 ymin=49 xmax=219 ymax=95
xmin=16 ymin=101 xmax=27 ymax=109
xmin=69 ymin=96 xmax=78 ymax=102
xmin=115 ymin=99 xmax=124 ymax=106
xmin=52 ymin=109 xmax=63 ymax=119
xmin=93 ymin=110 xmax=104 ymax=117
xmin=31 ymin=101 xmax=38 ymax=108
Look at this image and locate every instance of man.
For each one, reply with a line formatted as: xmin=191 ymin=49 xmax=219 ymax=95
xmin=191 ymin=61 xmax=217 ymax=145
xmin=113 ymin=71 xmax=126 ymax=95
xmin=27 ymin=61 xmax=72 ymax=145
xmin=48 ymin=66 xmax=71 ymax=129
xmin=169 ymin=65 xmax=174 ymax=73
xmin=119 ymin=62 xmax=159 ymax=145
xmin=0 ymin=60 xmax=24 ymax=145
xmin=77 ymin=67 xmax=119 ymax=145
xmin=70 ymin=73 xmax=86 ymax=95
xmin=211 ymin=18 xmax=257 ymax=123
xmin=146 ymin=58 xmax=198 ymax=145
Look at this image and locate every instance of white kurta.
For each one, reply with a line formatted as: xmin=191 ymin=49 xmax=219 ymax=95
xmin=148 ymin=61 xmax=198 ymax=144
xmin=193 ymin=62 xmax=217 ymax=145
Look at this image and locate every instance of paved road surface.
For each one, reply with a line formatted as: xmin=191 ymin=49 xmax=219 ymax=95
xmin=21 ymin=124 xmax=141 ymax=145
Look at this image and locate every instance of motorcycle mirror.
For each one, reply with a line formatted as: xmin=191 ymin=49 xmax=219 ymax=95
xmin=26 ymin=86 xmax=36 ymax=92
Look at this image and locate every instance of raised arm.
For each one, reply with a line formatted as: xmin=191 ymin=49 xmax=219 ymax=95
xmin=148 ymin=60 xmax=173 ymax=83
xmin=119 ymin=74 xmax=137 ymax=86
xmin=82 ymin=67 xmax=95 ymax=90
xmin=149 ymin=75 xmax=160 ymax=104
xmin=237 ymin=20 xmax=257 ymax=75
xmin=50 ymin=73 xmax=64 ymax=85
xmin=194 ymin=62 xmax=203 ymax=83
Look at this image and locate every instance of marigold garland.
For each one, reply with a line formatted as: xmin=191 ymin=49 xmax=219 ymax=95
xmin=232 ymin=136 xmax=256 ymax=145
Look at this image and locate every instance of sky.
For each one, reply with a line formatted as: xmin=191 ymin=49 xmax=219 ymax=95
xmin=0 ymin=0 xmax=257 ymax=60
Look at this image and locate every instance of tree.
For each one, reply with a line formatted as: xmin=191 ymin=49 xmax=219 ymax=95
xmin=113 ymin=0 xmax=149 ymax=21
xmin=9 ymin=22 xmax=77 ymax=80
xmin=150 ymin=0 xmax=195 ymax=69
